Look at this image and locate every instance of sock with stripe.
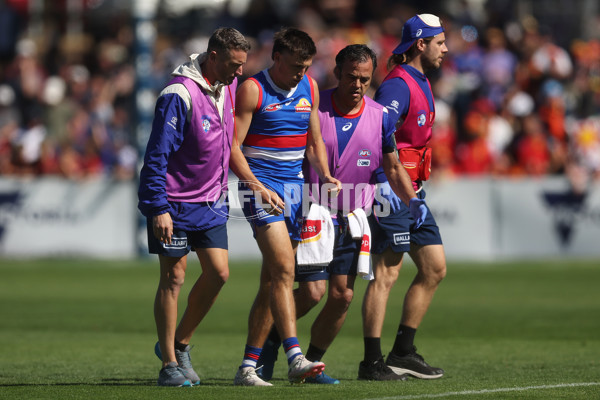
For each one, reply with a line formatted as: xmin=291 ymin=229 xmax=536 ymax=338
xmin=282 ymin=337 xmax=302 ymax=365
xmin=241 ymin=344 xmax=262 ymax=369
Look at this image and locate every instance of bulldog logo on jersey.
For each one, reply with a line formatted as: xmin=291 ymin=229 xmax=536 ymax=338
xmin=295 ymin=98 xmax=312 ymax=112
xmin=202 ymin=117 xmax=211 ymax=132
xmin=417 ymin=112 xmax=426 ymax=127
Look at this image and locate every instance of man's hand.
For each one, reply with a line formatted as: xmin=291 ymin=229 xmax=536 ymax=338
xmin=258 ymin=187 xmax=284 ymax=216
xmin=323 ymin=176 xmax=342 ymax=197
xmin=153 ymin=212 xmax=173 ymax=244
xmin=378 ymin=181 xmax=404 ymax=214
xmin=409 ymin=198 xmax=428 ymax=229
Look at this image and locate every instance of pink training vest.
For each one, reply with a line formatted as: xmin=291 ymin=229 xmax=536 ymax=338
xmin=307 ymin=89 xmax=383 ymax=214
xmin=165 ymin=76 xmax=237 ymax=202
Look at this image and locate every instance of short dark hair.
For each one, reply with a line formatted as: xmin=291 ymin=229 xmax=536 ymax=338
xmin=207 ymin=27 xmax=251 ymax=53
xmin=335 ymin=44 xmax=378 ymax=71
xmin=271 ymin=27 xmax=316 ymax=61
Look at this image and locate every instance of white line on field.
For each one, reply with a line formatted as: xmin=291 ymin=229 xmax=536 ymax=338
xmin=363 ymin=382 xmax=600 ymax=400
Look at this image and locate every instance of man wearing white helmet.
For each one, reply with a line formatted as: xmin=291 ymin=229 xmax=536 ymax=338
xmin=359 ymin=13 xmax=448 ymax=381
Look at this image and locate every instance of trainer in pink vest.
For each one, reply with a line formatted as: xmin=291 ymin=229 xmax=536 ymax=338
xmin=306 ymin=88 xmax=383 ymax=214
xmin=165 ymin=76 xmax=237 ymax=202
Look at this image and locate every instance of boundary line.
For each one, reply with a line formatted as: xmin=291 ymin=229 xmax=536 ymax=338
xmin=364 ymin=382 xmax=600 ymax=400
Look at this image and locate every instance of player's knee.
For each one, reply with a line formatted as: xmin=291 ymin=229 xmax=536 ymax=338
xmin=430 ymin=262 xmax=446 ymax=283
xmin=298 ymin=281 xmax=326 ymax=307
xmin=305 ymin=290 xmax=323 ymax=308
xmin=213 ymin=267 xmax=230 ymax=286
xmin=330 ymin=287 xmax=354 ymax=310
xmin=420 ymin=262 xmax=446 ymax=287
xmin=374 ymin=271 xmax=398 ymax=292
xmin=270 ymin=263 xmax=295 ymax=283
xmin=162 ymin=270 xmax=185 ymax=290
xmin=436 ymin=264 xmax=447 ymax=282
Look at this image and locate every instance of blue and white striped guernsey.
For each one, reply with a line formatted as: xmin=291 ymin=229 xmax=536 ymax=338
xmin=242 ymin=69 xmax=314 ymax=180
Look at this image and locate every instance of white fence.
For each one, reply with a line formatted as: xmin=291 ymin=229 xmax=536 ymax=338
xmin=1 ymin=177 xmax=599 ymax=260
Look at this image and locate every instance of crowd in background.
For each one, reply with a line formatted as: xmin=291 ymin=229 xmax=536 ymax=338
xmin=0 ymin=0 xmax=599 ymax=190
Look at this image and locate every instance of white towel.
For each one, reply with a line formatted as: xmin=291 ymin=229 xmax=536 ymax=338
xmin=347 ymin=208 xmax=373 ymax=280
xmin=296 ymin=203 xmax=334 ymax=266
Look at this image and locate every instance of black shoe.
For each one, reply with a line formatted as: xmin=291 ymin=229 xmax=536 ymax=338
xmin=358 ymin=358 xmax=408 ymax=381
xmin=386 ymin=348 xmax=444 ymax=379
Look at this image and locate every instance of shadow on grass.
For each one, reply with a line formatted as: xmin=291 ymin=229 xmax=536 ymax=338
xmin=0 ymin=377 xmax=273 ymax=387
xmin=0 ymin=377 xmax=153 ymax=387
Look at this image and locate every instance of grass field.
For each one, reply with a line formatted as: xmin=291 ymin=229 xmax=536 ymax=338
xmin=0 ymin=257 xmax=599 ymax=399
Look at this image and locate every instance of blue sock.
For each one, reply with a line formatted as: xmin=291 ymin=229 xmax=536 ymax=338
xmin=241 ymin=344 xmax=262 ymax=369
xmin=282 ymin=337 xmax=302 ymax=365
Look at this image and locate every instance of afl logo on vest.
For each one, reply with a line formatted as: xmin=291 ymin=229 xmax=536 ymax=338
xmin=417 ymin=112 xmax=426 ymax=127
xmin=358 ymin=149 xmax=372 ymax=157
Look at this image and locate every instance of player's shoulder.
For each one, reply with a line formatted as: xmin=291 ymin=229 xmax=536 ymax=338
xmin=238 ymin=76 xmax=261 ymax=95
xmin=306 ymin=74 xmax=318 ymax=87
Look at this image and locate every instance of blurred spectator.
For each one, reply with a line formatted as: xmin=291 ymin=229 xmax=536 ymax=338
xmin=0 ymin=84 xmax=19 ymax=174
xmin=530 ymin=26 xmax=574 ymax=82
xmin=427 ymin=99 xmax=458 ymax=178
xmin=514 ymin=114 xmax=552 ymax=176
xmin=567 ymin=116 xmax=600 ymax=179
xmin=481 ymin=27 xmax=518 ymax=109
xmin=0 ymin=0 xmax=21 ymax=66
xmin=454 ymin=98 xmax=495 ymax=175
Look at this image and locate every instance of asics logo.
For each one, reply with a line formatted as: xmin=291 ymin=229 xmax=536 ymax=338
xmin=342 ymin=122 xmax=353 ymax=131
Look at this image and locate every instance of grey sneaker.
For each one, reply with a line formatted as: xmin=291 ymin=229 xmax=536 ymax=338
xmin=155 ymin=341 xmax=201 ymax=385
xmin=287 ymin=355 xmax=325 ymax=383
xmin=233 ymin=366 xmax=273 ymax=386
xmin=386 ymin=349 xmax=444 ymax=379
xmin=157 ymin=361 xmax=192 ymax=387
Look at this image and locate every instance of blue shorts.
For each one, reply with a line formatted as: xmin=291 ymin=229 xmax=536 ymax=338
xmin=146 ymin=218 xmax=228 ymax=257
xmin=295 ymin=218 xmax=359 ymax=282
xmin=239 ymin=177 xmax=304 ymax=241
xmin=370 ymin=189 xmax=442 ymax=254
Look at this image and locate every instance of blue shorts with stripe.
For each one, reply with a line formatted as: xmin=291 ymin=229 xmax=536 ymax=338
xmin=238 ymin=176 xmax=304 ymax=241
xmin=295 ymin=218 xmax=359 ymax=282
xmin=370 ymin=188 xmax=442 ymax=254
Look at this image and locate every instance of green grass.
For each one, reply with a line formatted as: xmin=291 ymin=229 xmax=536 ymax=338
xmin=0 ymin=258 xmax=599 ymax=399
